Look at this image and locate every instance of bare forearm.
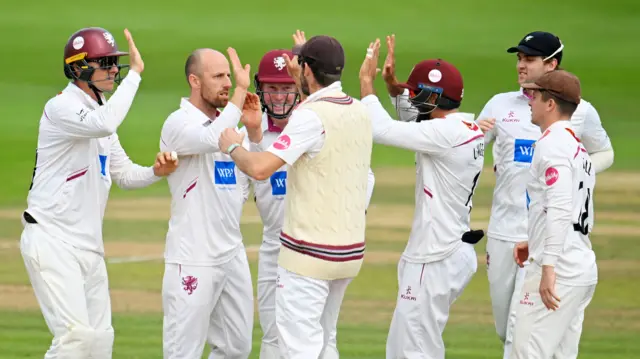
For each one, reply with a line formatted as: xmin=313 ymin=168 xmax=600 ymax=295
xmin=360 ymin=78 xmax=376 ymax=99
xmin=230 ymin=87 xmax=248 ymax=110
xmin=246 ymin=126 xmax=263 ymax=144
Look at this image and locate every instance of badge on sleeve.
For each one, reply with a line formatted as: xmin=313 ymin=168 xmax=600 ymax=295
xmin=214 ymin=161 xmax=237 ymax=186
xmin=270 ymin=171 xmax=287 ymax=196
xmin=273 ymin=135 xmax=291 ymax=150
xmin=545 ymin=167 xmax=559 ymax=186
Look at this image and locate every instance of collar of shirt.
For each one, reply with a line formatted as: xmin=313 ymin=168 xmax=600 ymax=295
xmin=540 ymin=119 xmax=572 ymax=140
xmin=65 ymin=82 xmax=105 ymax=110
xmin=179 ymin=97 xmax=220 ymax=124
xmin=267 ymin=117 xmax=283 ymax=133
xmin=301 ymin=81 xmax=343 ymax=104
xmin=519 ymin=87 xmax=533 ymax=100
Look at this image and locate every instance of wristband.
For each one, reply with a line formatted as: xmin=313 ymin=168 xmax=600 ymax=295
xmin=227 ymin=143 xmax=241 ymax=154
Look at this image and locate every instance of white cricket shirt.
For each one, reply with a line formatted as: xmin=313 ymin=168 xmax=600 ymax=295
xmin=526 ymin=120 xmax=597 ymax=286
xmin=160 ymin=98 xmax=250 ymax=266
xmin=25 ymin=70 xmax=162 ymax=255
xmin=475 ymin=89 xmax=612 ymax=242
xmin=242 ymin=112 xmax=376 ymax=249
xmin=361 ymin=94 xmax=485 ymax=264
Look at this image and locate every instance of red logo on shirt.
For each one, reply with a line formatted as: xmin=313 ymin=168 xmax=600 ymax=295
xmin=545 ymin=167 xmax=559 ymax=186
xmin=273 ymin=135 xmax=291 ymax=150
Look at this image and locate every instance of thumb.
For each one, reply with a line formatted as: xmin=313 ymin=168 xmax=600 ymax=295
xmin=244 ymin=64 xmax=250 ymax=73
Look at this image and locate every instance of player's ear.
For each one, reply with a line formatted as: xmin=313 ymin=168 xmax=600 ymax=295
xmin=188 ymin=73 xmax=200 ymax=89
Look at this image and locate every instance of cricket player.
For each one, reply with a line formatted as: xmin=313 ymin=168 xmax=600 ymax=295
xmin=474 ymin=31 xmax=613 ymax=358
xmin=219 ymin=33 xmax=373 ymax=359
xmin=159 ymin=47 xmax=258 ymax=359
xmin=244 ymin=46 xmax=377 ymax=359
xmin=384 ymin=31 xmax=613 ymax=358
xmin=510 ymin=69 xmax=598 ymax=358
xmin=359 ymin=37 xmax=486 ymax=359
xmin=20 ymin=27 xmax=178 ymax=359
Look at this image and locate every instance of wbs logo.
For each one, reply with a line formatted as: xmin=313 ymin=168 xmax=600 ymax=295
xmin=98 ymin=155 xmax=108 ymax=176
xmin=214 ymin=161 xmax=236 ymax=186
xmin=270 ymin=171 xmax=287 ymax=196
xmin=514 ymin=139 xmax=535 ymax=164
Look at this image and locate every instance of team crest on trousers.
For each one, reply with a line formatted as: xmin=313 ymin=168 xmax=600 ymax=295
xmin=182 ymin=276 xmax=198 ymax=295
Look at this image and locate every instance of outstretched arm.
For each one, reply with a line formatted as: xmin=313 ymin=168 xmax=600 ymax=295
xmin=109 ymin=134 xmax=177 ymax=189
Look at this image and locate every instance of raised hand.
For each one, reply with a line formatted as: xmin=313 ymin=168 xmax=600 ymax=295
xmin=124 ymin=29 xmax=144 ymax=74
xmin=359 ymin=38 xmax=382 ymax=82
xmin=382 ymin=34 xmax=403 ymax=97
xmin=241 ymin=92 xmax=262 ymax=130
xmin=293 ymin=29 xmax=306 ymax=46
xmin=227 ymin=47 xmax=251 ymax=90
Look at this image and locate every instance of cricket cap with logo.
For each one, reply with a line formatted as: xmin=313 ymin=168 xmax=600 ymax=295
xmin=293 ymin=35 xmax=345 ymax=75
xmin=507 ymin=31 xmax=564 ymax=64
xmin=256 ymin=49 xmax=295 ymax=84
xmin=398 ymin=59 xmax=464 ymax=103
xmin=521 ymin=70 xmax=581 ymax=105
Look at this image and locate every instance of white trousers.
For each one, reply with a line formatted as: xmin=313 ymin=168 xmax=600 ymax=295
xmin=257 ymin=242 xmax=338 ymax=359
xmin=20 ymin=222 xmax=114 ymax=359
xmin=510 ymin=269 xmax=596 ymax=359
xmin=275 ymin=266 xmax=351 ymax=359
xmin=162 ymin=249 xmax=254 ymax=359
xmin=487 ymin=237 xmax=528 ymax=359
xmin=386 ymin=243 xmax=478 ymax=359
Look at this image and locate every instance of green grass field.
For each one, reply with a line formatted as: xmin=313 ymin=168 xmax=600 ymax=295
xmin=1 ymin=0 xmax=639 ymax=358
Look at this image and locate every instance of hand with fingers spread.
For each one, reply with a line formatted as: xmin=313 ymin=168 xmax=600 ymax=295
xmin=540 ymin=265 xmax=561 ymax=310
xmin=153 ymin=152 xmax=179 ymax=176
xmin=124 ymin=28 xmax=144 ymax=74
xmin=227 ymin=47 xmax=251 ymax=90
xmin=382 ymin=34 xmax=403 ymax=97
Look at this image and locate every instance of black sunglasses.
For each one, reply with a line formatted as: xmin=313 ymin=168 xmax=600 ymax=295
xmin=88 ymin=56 xmax=120 ymax=69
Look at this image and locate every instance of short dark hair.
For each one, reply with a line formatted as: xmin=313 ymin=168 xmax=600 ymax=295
xmin=305 ymin=60 xmax=340 ymax=87
xmin=185 ymin=52 xmax=200 ymax=86
xmin=541 ymin=90 xmax=577 ymax=117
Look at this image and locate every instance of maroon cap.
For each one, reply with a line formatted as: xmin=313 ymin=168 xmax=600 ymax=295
xmin=399 ymin=59 xmax=464 ymax=102
xmin=256 ymin=49 xmax=295 ymax=84
xmin=64 ymin=27 xmax=127 ymax=64
xmin=293 ymin=35 xmax=344 ymax=75
xmin=521 ymin=70 xmax=581 ymax=104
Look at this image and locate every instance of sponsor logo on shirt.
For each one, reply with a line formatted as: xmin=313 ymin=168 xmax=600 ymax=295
xmin=270 ymin=171 xmax=287 ymax=196
xmin=273 ymin=134 xmax=291 ymax=150
xmin=545 ymin=167 xmax=559 ymax=186
xmin=214 ymin=161 xmax=236 ymax=185
xmin=513 ymin=139 xmax=535 ymax=163
xmin=98 ymin=155 xmax=108 ymax=176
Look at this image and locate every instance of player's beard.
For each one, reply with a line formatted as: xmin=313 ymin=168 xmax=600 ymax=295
xmin=203 ymin=92 xmax=227 ymax=110
xmin=299 ymin=73 xmax=310 ymax=96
